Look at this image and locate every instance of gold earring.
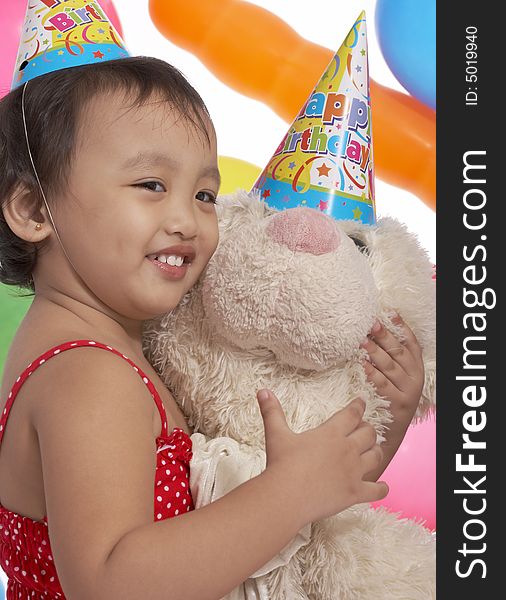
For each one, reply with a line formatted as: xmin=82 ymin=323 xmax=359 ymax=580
xmin=35 ymin=223 xmax=42 ymax=231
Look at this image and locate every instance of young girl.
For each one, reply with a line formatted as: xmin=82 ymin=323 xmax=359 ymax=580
xmin=0 ymin=50 xmax=423 ymax=600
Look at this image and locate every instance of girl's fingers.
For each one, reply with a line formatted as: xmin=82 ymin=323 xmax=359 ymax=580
xmin=366 ymin=323 xmax=411 ymax=373
xmin=360 ymin=445 xmax=384 ymax=476
xmin=364 ymin=318 xmax=421 ymax=378
xmin=347 ymin=421 xmax=377 ymax=452
xmin=391 ymin=313 xmax=423 ymax=361
xmin=362 ymin=338 xmax=404 ymax=385
xmin=362 ymin=358 xmax=401 ymax=396
xmin=329 ymin=397 xmax=366 ymax=436
xmin=359 ymin=480 xmax=389 ymax=503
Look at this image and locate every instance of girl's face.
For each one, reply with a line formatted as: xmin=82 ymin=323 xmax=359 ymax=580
xmin=37 ymin=90 xmax=220 ymax=322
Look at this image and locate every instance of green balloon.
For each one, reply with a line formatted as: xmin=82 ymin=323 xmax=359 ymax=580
xmin=0 ymin=283 xmax=33 ymax=381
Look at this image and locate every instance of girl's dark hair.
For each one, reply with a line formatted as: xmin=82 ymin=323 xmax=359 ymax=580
xmin=0 ymin=56 xmax=212 ymax=297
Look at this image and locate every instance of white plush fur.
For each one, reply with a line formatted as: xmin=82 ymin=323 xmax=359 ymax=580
xmin=142 ymin=189 xmax=436 ymax=599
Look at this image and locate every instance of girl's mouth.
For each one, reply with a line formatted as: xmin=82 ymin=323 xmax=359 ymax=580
xmin=146 ymin=256 xmax=190 ymax=280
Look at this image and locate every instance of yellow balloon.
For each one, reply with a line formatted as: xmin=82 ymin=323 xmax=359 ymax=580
xmin=218 ymin=156 xmax=261 ymax=195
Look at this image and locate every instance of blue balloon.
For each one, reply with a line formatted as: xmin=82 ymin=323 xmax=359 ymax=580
xmin=375 ymin=0 xmax=436 ymax=110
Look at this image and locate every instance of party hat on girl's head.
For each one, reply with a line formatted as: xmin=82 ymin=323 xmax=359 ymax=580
xmin=252 ymin=11 xmax=376 ymax=225
xmin=11 ymin=0 xmax=130 ymax=90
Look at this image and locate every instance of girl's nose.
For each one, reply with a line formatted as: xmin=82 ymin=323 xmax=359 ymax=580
xmin=266 ymin=207 xmax=340 ymax=255
xmin=162 ymin=198 xmax=199 ymax=239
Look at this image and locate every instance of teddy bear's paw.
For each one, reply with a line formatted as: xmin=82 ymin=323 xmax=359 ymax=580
xmin=299 ymin=507 xmax=435 ymax=600
xmin=260 ymin=552 xmax=310 ymax=600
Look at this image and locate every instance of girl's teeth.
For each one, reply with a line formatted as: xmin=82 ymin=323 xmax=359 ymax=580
xmin=155 ymin=254 xmax=184 ymax=267
xmin=168 ymin=256 xmax=182 ymax=266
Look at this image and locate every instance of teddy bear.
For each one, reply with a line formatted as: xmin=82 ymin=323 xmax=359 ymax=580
xmin=142 ymin=189 xmax=436 ymax=600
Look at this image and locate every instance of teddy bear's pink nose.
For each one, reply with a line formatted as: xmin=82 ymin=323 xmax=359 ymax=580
xmin=266 ymin=207 xmax=340 ymax=255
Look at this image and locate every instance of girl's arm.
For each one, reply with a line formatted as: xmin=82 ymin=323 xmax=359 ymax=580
xmin=34 ymin=347 xmax=387 ymax=600
xmin=98 ymin=468 xmax=306 ymax=600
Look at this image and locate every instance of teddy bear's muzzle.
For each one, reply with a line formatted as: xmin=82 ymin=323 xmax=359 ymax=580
xmin=266 ymin=206 xmax=341 ymax=256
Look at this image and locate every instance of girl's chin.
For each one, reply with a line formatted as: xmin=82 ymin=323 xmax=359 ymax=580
xmin=146 ymin=289 xmax=193 ymax=317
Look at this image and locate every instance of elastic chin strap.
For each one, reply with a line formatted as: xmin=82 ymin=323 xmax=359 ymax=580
xmin=21 ymin=80 xmax=81 ymax=282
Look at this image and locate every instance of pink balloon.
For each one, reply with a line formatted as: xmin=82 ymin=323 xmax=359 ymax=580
xmin=99 ymin=0 xmax=124 ymax=38
xmin=371 ymin=416 xmax=436 ymax=531
xmin=0 ymin=0 xmax=124 ymax=98
xmin=0 ymin=0 xmax=25 ymax=97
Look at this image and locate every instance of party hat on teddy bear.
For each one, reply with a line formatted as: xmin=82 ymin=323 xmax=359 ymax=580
xmin=252 ymin=11 xmax=376 ymax=225
xmin=11 ymin=0 xmax=131 ymax=90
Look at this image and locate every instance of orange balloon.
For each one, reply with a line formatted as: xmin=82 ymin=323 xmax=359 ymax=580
xmin=149 ymin=0 xmax=435 ymax=210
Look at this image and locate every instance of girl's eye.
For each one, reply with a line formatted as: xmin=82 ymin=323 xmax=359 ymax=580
xmin=196 ymin=191 xmax=217 ymax=204
xmin=135 ymin=181 xmax=166 ymax=193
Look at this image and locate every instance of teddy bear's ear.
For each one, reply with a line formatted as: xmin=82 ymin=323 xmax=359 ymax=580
xmin=214 ymin=189 xmax=277 ymax=239
xmin=363 ymin=216 xmax=436 ymax=423
xmin=217 ymin=188 xmax=276 ymax=216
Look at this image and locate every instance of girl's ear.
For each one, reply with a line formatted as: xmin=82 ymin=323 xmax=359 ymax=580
xmin=2 ymin=183 xmax=51 ymax=243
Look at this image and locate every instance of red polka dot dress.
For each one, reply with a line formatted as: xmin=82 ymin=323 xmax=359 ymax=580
xmin=0 ymin=340 xmax=194 ymax=599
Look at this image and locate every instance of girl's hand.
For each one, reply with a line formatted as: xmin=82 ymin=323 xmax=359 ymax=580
xmin=256 ymin=391 xmax=389 ymax=524
xmin=360 ymin=314 xmax=424 ymax=416
xmin=359 ymin=313 xmax=425 ymax=481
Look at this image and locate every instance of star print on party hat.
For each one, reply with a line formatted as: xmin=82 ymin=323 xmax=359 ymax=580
xmin=11 ymin=0 xmax=131 ymax=90
xmin=252 ymin=11 xmax=376 ymax=225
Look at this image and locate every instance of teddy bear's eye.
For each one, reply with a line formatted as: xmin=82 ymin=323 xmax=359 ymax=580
xmin=348 ymin=235 xmax=369 ymax=255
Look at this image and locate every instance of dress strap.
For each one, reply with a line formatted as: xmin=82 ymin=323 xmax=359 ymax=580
xmin=0 ymin=339 xmax=169 ymax=450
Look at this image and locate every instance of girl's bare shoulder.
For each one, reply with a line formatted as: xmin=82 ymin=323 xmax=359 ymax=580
xmin=0 ymin=309 xmax=149 ymax=429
